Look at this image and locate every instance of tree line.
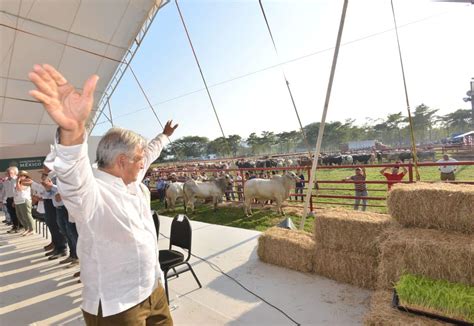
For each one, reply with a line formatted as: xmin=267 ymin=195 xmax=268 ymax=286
xmin=161 ymin=105 xmax=472 ymax=160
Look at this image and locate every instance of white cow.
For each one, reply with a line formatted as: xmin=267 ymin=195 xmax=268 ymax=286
xmin=244 ymin=171 xmax=300 ymax=216
xmin=165 ymin=182 xmax=184 ymax=210
xmin=341 ymin=155 xmax=353 ymax=165
xmin=183 ymin=175 xmax=233 ymax=213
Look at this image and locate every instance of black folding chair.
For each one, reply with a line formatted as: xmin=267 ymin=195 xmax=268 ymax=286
xmin=152 ymin=211 xmax=160 ymax=240
xmin=159 ymin=215 xmax=202 ymax=302
xmin=32 ymin=209 xmax=47 ymax=238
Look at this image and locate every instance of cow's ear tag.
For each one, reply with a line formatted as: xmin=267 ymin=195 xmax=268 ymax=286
xmin=177 ymin=214 xmax=185 ymax=222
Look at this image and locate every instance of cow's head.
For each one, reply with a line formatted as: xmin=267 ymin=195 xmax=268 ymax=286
xmin=223 ymin=174 xmax=234 ymax=186
xmin=286 ymin=171 xmax=301 ymax=182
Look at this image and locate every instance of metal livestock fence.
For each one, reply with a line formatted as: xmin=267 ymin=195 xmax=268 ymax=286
xmin=149 ymin=161 xmax=474 ymax=212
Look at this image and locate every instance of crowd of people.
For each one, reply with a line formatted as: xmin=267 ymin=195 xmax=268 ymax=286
xmin=1 ymin=165 xmax=81 ymax=277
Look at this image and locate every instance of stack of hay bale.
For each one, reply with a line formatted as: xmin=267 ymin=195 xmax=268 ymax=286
xmin=365 ymin=182 xmax=474 ymax=325
xmin=257 ymin=227 xmax=315 ymax=273
xmin=312 ymin=209 xmax=393 ymax=289
xmin=257 ymin=183 xmax=473 ymax=324
xmin=258 ymin=209 xmax=395 ymax=287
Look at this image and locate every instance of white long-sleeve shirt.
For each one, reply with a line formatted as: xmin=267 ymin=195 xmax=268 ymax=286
xmin=45 ymin=132 xmax=169 ymax=317
xmin=31 ymin=181 xmax=46 ymax=214
xmin=437 ymin=158 xmax=458 ymax=173
xmin=3 ymin=177 xmax=16 ymax=199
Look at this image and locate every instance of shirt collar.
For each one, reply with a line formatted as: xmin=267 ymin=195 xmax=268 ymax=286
xmin=93 ymin=168 xmax=127 ymax=190
xmin=93 ymin=168 xmax=140 ymax=195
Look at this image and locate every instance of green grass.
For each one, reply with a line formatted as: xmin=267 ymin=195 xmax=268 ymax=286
xmin=287 ymin=163 xmax=474 ymax=214
xmin=395 ymin=274 xmax=474 ymax=323
xmin=151 ymin=163 xmax=474 ymax=232
xmin=151 ymin=200 xmax=315 ymax=232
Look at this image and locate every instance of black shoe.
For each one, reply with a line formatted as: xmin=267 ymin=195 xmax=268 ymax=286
xmin=48 ymin=251 xmax=67 ymax=260
xmin=45 ymin=250 xmax=56 ymax=257
xmin=6 ymin=222 xmax=12 ymax=226
xmin=7 ymin=227 xmax=17 ymax=234
xmin=59 ymin=256 xmax=74 ymax=264
xmin=44 ymin=243 xmax=54 ymax=251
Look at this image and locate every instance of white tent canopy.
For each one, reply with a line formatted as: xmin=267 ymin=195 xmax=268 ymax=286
xmin=0 ymin=0 xmax=164 ymax=150
xmin=453 ymin=130 xmax=474 ymax=139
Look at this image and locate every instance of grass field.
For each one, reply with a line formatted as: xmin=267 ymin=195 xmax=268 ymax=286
xmin=151 ymin=162 xmax=474 ymax=233
xmin=395 ymin=274 xmax=474 ymax=323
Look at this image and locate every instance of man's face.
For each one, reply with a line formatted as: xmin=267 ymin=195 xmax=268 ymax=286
xmin=7 ymin=169 xmax=16 ymax=178
xmin=120 ymin=146 xmax=145 ymax=185
xmin=443 ymin=155 xmax=449 ymax=161
xmin=392 ymin=167 xmax=400 ymax=174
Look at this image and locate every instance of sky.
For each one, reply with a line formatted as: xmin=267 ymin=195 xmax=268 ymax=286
xmin=91 ymin=0 xmax=474 ymax=142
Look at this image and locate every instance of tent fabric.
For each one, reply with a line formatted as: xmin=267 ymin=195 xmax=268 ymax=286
xmin=0 ymin=0 xmax=163 ymax=147
xmin=453 ymin=130 xmax=474 ymax=139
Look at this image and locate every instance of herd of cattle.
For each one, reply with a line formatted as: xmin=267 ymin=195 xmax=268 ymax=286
xmin=158 ymin=149 xmax=437 ymax=215
xmin=170 ymin=150 xmax=437 ymax=171
xmin=164 ymin=172 xmax=301 ymax=217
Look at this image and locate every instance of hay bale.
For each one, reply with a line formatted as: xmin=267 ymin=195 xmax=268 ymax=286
xmin=364 ymin=290 xmax=449 ymax=326
xmin=258 ymin=227 xmax=315 ymax=273
xmin=314 ymin=208 xmax=394 ymax=257
xmin=313 ymin=247 xmax=378 ymax=289
xmin=377 ymin=228 xmax=474 ymax=289
xmin=387 ymin=182 xmax=474 ymax=234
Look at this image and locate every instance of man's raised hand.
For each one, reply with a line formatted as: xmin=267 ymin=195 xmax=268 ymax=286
xmin=163 ymin=120 xmax=178 ymax=137
xmin=28 ymin=64 xmax=99 ymax=144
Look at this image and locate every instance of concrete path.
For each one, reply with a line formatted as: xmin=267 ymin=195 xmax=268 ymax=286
xmin=0 ymin=214 xmax=371 ymax=325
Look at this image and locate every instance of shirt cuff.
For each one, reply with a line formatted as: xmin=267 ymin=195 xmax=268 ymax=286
xmin=44 ymin=129 xmax=88 ymax=173
xmin=154 ymin=133 xmax=170 ymax=147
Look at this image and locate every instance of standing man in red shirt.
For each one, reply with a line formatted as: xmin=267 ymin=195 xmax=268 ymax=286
xmin=380 ymin=163 xmax=407 ymax=190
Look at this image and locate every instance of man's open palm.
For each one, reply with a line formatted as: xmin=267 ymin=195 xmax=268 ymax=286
xmin=28 ymin=64 xmax=99 ymax=132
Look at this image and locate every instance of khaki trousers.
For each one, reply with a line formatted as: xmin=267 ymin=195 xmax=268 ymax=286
xmin=82 ymin=285 xmax=173 ymax=326
xmin=15 ymin=200 xmax=34 ymax=231
xmin=441 ymin=172 xmax=455 ymax=181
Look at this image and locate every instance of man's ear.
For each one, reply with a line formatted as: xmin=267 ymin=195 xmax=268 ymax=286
xmin=116 ymin=154 xmax=127 ymax=169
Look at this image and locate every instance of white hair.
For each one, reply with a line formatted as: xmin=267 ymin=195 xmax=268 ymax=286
xmin=96 ymin=128 xmax=146 ymax=168
xmin=7 ymin=166 xmax=18 ymax=175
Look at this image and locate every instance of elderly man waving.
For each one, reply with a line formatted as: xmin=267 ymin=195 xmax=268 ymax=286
xmin=29 ymin=64 xmax=177 ymax=325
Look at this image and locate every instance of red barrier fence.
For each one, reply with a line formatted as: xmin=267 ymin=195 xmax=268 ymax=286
xmin=151 ymin=161 xmax=474 ymax=212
